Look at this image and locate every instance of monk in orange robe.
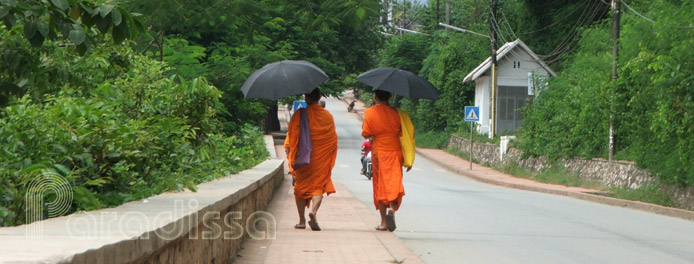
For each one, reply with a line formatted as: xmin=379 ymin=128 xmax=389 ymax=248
xmin=284 ymin=88 xmax=337 ymax=231
xmin=361 ymin=90 xmax=411 ymax=232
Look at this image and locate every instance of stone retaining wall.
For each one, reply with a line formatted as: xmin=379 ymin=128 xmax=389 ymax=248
xmin=448 ymin=135 xmax=654 ymax=188
xmin=448 ymin=134 xmax=694 ymax=210
xmin=0 ymin=159 xmax=284 ymax=263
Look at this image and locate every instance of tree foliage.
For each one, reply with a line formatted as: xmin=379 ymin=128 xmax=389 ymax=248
xmin=518 ymin=0 xmax=694 ymax=185
xmin=123 ymin=0 xmax=383 ymax=133
xmin=0 ymin=0 xmax=144 ymax=106
xmin=382 ymin=0 xmax=693 ymax=186
xmin=0 ymin=49 xmax=267 ymax=226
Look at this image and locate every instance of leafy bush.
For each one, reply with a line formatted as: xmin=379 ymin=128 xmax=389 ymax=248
xmin=414 ymin=130 xmax=450 ymax=149
xmin=0 ymin=57 xmax=267 ymax=227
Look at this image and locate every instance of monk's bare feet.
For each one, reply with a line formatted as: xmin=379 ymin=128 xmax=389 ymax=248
xmin=375 ymin=225 xmax=387 ymax=231
xmin=294 ymin=223 xmax=306 ymax=229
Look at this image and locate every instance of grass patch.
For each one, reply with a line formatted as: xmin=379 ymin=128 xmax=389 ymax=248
xmin=608 ymin=184 xmax=679 ymax=208
xmin=452 ymin=129 xmax=503 ymax=145
xmin=535 ymin=166 xmax=583 ymax=187
xmin=415 ymin=130 xmax=450 ymax=149
xmin=493 ymin=162 xmax=532 ymax=179
xmin=493 ymin=162 xmax=584 ymax=187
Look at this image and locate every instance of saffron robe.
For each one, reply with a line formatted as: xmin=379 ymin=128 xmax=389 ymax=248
xmin=362 ymin=104 xmax=405 ymax=211
xmin=284 ymin=104 xmax=338 ymax=205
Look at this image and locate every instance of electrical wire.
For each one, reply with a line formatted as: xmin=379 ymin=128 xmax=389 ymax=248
xmin=622 ymin=0 xmax=694 ymax=29
xmin=537 ymin=0 xmax=608 ymax=64
xmin=539 ymin=0 xmax=606 ymax=59
xmin=507 ymin=3 xmax=584 ymax=35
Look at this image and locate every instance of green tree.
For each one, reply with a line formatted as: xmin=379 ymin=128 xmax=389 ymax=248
xmin=0 ymin=0 xmax=143 ymax=106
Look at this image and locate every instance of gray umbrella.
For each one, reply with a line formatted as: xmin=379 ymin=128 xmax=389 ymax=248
xmin=356 ymin=67 xmax=439 ymax=100
xmin=241 ymin=60 xmax=329 ymax=100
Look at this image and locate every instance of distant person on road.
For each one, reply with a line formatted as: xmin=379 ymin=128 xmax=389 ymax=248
xmin=361 ymin=90 xmax=412 ymax=232
xmin=348 ymin=100 xmax=356 ymax=112
xmin=284 ymin=88 xmax=338 ymax=231
xmin=369 ymin=99 xmax=376 ymax=107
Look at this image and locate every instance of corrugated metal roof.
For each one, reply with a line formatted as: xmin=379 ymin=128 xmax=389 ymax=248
xmin=463 ymin=39 xmax=556 ymax=83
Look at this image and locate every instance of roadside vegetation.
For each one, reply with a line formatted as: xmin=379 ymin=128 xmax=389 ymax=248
xmin=371 ymin=0 xmax=693 ymax=208
xmin=0 ymin=0 xmax=383 ymax=226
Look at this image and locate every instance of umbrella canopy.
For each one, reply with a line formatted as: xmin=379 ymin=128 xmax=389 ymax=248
xmin=241 ymin=60 xmax=329 ymax=100
xmin=356 ymin=67 xmax=439 ymax=100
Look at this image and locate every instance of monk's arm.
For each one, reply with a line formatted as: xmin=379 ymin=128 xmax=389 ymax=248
xmin=361 ymin=113 xmax=374 ymax=139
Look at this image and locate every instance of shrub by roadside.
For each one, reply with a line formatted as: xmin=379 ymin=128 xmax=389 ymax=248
xmin=0 ymin=59 xmax=267 ymax=227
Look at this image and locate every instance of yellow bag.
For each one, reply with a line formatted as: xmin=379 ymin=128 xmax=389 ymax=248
xmin=397 ymin=109 xmax=415 ymax=167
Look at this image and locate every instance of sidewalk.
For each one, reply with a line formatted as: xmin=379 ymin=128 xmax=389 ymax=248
xmin=235 ymin=169 xmax=424 ymax=264
xmin=234 ymin=102 xmax=424 ymax=264
xmin=341 ymin=90 xmax=694 ymax=222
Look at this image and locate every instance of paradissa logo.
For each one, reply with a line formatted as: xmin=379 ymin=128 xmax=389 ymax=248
xmin=25 ymin=169 xmax=73 ymax=238
xmin=22 ymin=168 xmax=276 ymax=241
xmin=65 ymin=200 xmax=277 ymax=241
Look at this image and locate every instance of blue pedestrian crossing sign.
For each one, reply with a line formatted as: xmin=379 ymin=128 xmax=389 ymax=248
xmin=293 ymin=100 xmax=307 ymax=111
xmin=464 ymin=106 xmax=480 ymax=122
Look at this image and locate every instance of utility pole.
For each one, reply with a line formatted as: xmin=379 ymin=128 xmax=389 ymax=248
xmin=445 ymin=0 xmax=450 ymax=32
xmin=403 ymin=0 xmax=406 ymax=29
xmin=489 ymin=0 xmax=499 ymax=138
xmin=436 ymin=0 xmax=440 ymax=25
xmin=609 ymin=0 xmax=620 ymax=161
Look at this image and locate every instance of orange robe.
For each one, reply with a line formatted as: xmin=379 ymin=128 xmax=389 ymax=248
xmin=362 ymin=104 xmax=405 ymax=211
xmin=284 ymin=104 xmax=338 ymax=205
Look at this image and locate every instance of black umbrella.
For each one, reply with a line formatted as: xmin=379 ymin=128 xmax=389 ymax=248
xmin=241 ymin=60 xmax=329 ymax=100
xmin=356 ymin=67 xmax=439 ymax=100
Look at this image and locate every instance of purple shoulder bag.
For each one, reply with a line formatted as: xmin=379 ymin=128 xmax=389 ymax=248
xmin=294 ymin=108 xmax=312 ymax=169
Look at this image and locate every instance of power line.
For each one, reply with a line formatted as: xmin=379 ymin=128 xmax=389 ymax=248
xmin=622 ymin=0 xmax=694 ymax=29
xmin=508 ymin=3 xmax=585 ymax=35
xmin=542 ymin=0 xmax=604 ymax=56
xmin=535 ymin=0 xmax=607 ymax=63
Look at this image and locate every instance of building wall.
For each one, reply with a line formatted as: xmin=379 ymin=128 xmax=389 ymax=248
xmin=473 ymin=48 xmax=552 ymax=135
xmin=475 ymin=76 xmax=490 ymax=133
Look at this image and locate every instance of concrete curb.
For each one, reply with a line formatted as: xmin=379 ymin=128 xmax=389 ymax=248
xmin=0 ymin=152 xmax=285 ymax=263
xmin=264 ymin=135 xmax=277 ymax=158
xmin=415 ymin=148 xmax=694 ymax=222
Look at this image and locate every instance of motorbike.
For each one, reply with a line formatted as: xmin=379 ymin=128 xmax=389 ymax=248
xmin=347 ymin=101 xmax=356 ymax=112
xmin=361 ymin=151 xmax=372 ymax=180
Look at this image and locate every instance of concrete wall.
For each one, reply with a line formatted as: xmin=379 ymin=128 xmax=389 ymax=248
xmin=0 ymin=158 xmax=284 ymax=263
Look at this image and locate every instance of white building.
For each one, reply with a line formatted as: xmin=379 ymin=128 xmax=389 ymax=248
xmin=463 ymin=38 xmax=555 ymax=135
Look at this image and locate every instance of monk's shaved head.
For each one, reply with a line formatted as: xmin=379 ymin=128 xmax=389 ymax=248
xmin=375 ymin=90 xmax=391 ymax=102
xmin=305 ymin=88 xmax=321 ymax=103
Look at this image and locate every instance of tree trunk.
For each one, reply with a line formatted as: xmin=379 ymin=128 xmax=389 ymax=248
xmin=264 ymin=103 xmax=281 ymax=133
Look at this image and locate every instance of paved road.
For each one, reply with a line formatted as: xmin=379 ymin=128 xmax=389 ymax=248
xmin=323 ymin=96 xmax=694 ymax=264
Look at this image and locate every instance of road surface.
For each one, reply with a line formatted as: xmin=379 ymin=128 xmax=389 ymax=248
xmin=323 ymin=96 xmax=694 ymax=264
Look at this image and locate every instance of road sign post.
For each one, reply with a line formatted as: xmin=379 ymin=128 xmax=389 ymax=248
xmin=464 ymin=106 xmax=480 ymax=170
xmin=292 ymin=100 xmax=307 ymax=116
